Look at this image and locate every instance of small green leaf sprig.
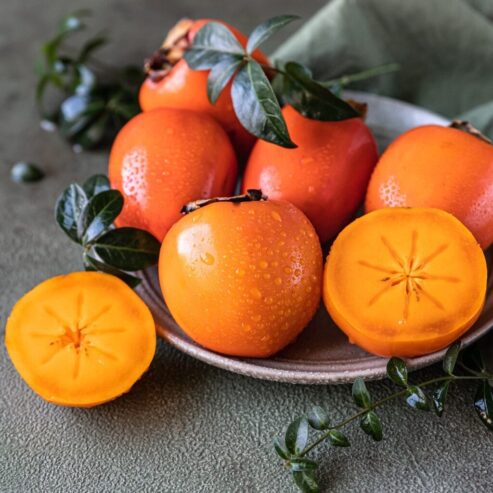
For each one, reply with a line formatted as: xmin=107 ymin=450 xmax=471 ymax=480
xmin=55 ymin=174 xmax=160 ymax=287
xmin=184 ymin=15 xmax=361 ymax=149
xmin=36 ymin=11 xmax=142 ymax=151
xmin=274 ymin=342 xmax=493 ymax=493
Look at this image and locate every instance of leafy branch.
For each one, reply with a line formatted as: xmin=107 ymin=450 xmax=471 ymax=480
xmin=55 ymin=174 xmax=160 ymax=287
xmin=274 ymin=342 xmax=493 ymax=492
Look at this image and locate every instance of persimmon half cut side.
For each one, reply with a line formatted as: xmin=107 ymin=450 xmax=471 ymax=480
xmin=5 ymin=272 xmax=156 ymax=407
xmin=323 ymin=208 xmax=487 ymax=357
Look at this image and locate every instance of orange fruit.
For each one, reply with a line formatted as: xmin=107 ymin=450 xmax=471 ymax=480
xmin=365 ymin=124 xmax=493 ymax=248
xmin=5 ymin=272 xmax=156 ymax=407
xmin=139 ymin=18 xmax=269 ymax=162
xmin=242 ymin=106 xmax=378 ymax=243
xmin=323 ymin=208 xmax=486 ymax=357
xmin=159 ymin=198 xmax=323 ymax=357
xmin=109 ymin=108 xmax=237 ymax=241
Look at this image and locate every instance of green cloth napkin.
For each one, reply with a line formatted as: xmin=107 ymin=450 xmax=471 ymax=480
xmin=274 ymin=0 xmax=493 ymax=137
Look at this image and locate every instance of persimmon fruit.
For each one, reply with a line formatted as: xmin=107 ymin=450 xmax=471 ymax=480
xmin=5 ymin=272 xmax=156 ymax=407
xmin=365 ymin=124 xmax=493 ymax=248
xmin=242 ymin=105 xmax=378 ymax=243
xmin=140 ymin=18 xmax=269 ymax=162
xmin=109 ymin=108 xmax=237 ymax=241
xmin=323 ymin=208 xmax=487 ymax=358
xmin=159 ymin=196 xmax=323 ymax=357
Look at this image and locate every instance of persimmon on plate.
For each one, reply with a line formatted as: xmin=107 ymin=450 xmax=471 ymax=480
xmin=136 ymin=91 xmax=493 ymax=384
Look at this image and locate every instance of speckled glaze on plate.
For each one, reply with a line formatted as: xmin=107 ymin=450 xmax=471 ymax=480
xmin=138 ymin=91 xmax=493 ymax=384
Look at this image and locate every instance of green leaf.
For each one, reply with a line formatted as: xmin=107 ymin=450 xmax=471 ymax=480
xmin=406 ymin=386 xmax=430 ymax=411
xmin=306 ymin=406 xmax=330 ymax=430
xmin=281 ymin=62 xmax=359 ymax=121
xmin=10 ymin=162 xmax=45 ymax=183
xmin=474 ymin=381 xmax=493 ymax=430
xmin=83 ymin=254 xmax=141 ymax=288
xmin=78 ymin=36 xmax=107 ymax=63
xmin=92 ymin=227 xmax=160 ymax=271
xmin=443 ymin=341 xmax=461 ymax=375
xmin=328 ymin=430 xmax=350 ymax=447
xmin=184 ymin=22 xmax=244 ymax=70
xmin=246 ymin=15 xmax=299 ymax=54
xmin=292 ymin=470 xmax=319 ymax=493
xmin=55 ymin=183 xmax=88 ymax=243
xmin=290 ymin=458 xmax=318 ymax=472
xmin=352 ymin=378 xmax=372 ymax=409
xmin=360 ymin=411 xmax=383 ymax=441
xmin=80 ymin=190 xmax=123 ymax=243
xmin=432 ymin=381 xmax=450 ymax=417
xmin=58 ymin=10 xmax=89 ymax=35
xmin=83 ymin=174 xmax=110 ymax=198
xmin=207 ymin=57 xmax=243 ymax=104
xmin=72 ymin=112 xmax=111 ymax=150
xmin=231 ymin=60 xmax=296 ymax=148
xmin=387 ymin=357 xmax=408 ymax=387
xmin=285 ymin=418 xmax=309 ymax=456
xmin=273 ymin=436 xmax=290 ymax=460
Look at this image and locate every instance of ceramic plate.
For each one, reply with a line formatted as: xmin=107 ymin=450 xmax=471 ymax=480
xmin=138 ymin=91 xmax=493 ymax=384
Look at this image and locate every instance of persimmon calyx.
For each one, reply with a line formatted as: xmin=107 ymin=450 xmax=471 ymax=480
xmin=181 ymin=189 xmax=267 ymax=214
xmin=450 ymin=120 xmax=492 ymax=145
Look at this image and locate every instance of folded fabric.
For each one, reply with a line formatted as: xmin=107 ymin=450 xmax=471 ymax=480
xmin=273 ymin=0 xmax=493 ymax=137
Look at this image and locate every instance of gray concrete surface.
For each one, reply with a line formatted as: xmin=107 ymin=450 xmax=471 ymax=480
xmin=1 ymin=1 xmax=492 ymax=492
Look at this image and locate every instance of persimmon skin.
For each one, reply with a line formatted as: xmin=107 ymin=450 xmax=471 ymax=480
xmin=242 ymin=106 xmax=378 ymax=243
xmin=365 ymin=125 xmax=493 ymax=249
xmin=159 ymin=200 xmax=323 ymax=358
xmin=140 ymin=18 xmax=269 ymax=162
xmin=109 ymin=108 xmax=237 ymax=241
xmin=5 ymin=272 xmax=156 ymax=407
xmin=323 ymin=208 xmax=487 ymax=358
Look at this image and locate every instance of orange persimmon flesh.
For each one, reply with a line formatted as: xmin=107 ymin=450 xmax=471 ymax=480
xmin=5 ymin=272 xmax=156 ymax=407
xmin=323 ymin=208 xmax=487 ymax=357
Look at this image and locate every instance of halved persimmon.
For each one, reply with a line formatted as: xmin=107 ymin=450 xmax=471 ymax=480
xmin=5 ymin=272 xmax=156 ymax=407
xmin=323 ymin=208 xmax=487 ymax=357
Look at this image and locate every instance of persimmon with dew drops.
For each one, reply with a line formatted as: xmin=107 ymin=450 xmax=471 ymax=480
xmin=109 ymin=108 xmax=237 ymax=242
xmin=159 ymin=194 xmax=323 ymax=358
xmin=365 ymin=123 xmax=493 ymax=249
xmin=5 ymin=272 xmax=156 ymax=407
xmin=242 ymin=105 xmax=378 ymax=243
xmin=140 ymin=18 xmax=269 ymax=162
xmin=323 ymin=208 xmax=487 ymax=358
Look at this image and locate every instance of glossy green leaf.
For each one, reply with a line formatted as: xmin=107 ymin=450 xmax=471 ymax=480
xmin=474 ymin=381 xmax=493 ymax=430
xmin=246 ymin=15 xmax=299 ymax=54
xmin=55 ymin=183 xmax=87 ymax=243
xmin=285 ymin=418 xmax=309 ymax=455
xmin=72 ymin=112 xmax=111 ymax=150
xmin=328 ymin=430 xmax=350 ymax=447
xmin=58 ymin=11 xmax=88 ymax=35
xmin=406 ymin=386 xmax=430 ymax=411
xmin=360 ymin=411 xmax=383 ymax=441
xmin=387 ymin=357 xmax=408 ymax=387
xmin=281 ymin=62 xmax=359 ymax=121
xmin=207 ymin=57 xmax=243 ymax=104
xmin=273 ymin=436 xmax=290 ymax=460
xmin=78 ymin=36 xmax=107 ymax=63
xmin=307 ymin=406 xmax=330 ymax=430
xmin=432 ymin=381 xmax=450 ymax=417
xmin=292 ymin=470 xmax=319 ymax=493
xmin=10 ymin=162 xmax=45 ymax=183
xmin=184 ymin=22 xmax=244 ymax=70
xmin=83 ymin=174 xmax=110 ymax=198
xmin=290 ymin=458 xmax=318 ymax=472
xmin=83 ymin=254 xmax=141 ymax=288
xmin=232 ymin=60 xmax=296 ymax=148
xmin=443 ymin=341 xmax=461 ymax=375
xmin=92 ymin=227 xmax=160 ymax=271
xmin=80 ymin=190 xmax=123 ymax=243
xmin=352 ymin=378 xmax=372 ymax=409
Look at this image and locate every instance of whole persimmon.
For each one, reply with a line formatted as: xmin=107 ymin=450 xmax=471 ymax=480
xmin=109 ymin=108 xmax=237 ymax=241
xmin=242 ymin=106 xmax=378 ymax=243
xmin=365 ymin=123 xmax=493 ymax=248
xmin=159 ymin=194 xmax=323 ymax=358
xmin=140 ymin=18 xmax=269 ymax=162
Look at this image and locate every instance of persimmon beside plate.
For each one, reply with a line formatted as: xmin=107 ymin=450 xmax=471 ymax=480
xmin=139 ymin=91 xmax=493 ymax=384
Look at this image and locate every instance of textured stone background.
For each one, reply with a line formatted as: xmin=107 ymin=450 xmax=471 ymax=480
xmin=1 ymin=1 xmax=492 ymax=492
